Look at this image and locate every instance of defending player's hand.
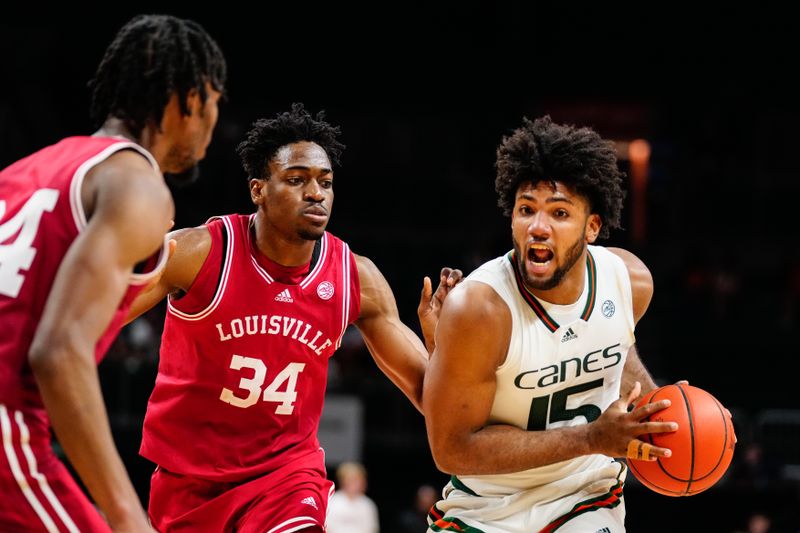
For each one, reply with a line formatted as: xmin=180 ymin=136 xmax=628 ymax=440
xmin=418 ymin=267 xmax=464 ymax=353
xmin=587 ymin=381 xmax=678 ymax=461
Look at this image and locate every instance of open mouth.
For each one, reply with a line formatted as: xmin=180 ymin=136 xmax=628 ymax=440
xmin=527 ymin=244 xmax=554 ymax=265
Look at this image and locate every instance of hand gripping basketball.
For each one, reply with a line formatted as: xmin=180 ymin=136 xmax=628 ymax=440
xmin=627 ymin=383 xmax=737 ymax=496
xmin=621 ymin=382 xmax=676 ymax=461
xmin=588 ymin=382 xmax=676 ymax=461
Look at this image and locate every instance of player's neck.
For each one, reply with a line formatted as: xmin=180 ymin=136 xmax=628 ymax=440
xmin=93 ymin=117 xmax=165 ymax=163
xmin=92 ymin=117 xmax=138 ymax=143
xmin=251 ymin=212 xmax=315 ymax=267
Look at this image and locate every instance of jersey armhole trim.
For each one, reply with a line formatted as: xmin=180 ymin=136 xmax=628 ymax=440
xmin=68 ymin=142 xmax=159 ymax=233
xmin=167 ymin=216 xmax=234 ymax=321
xmin=334 ymin=243 xmax=352 ymax=349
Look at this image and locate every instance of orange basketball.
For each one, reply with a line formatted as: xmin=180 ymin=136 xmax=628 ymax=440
xmin=627 ymin=383 xmax=736 ymax=496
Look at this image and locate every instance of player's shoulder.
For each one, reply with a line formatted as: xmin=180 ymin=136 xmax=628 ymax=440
xmin=352 ymin=252 xmax=375 ymax=272
xmin=443 ymin=279 xmax=510 ymax=326
xmin=171 ymin=225 xmax=212 ymax=253
xmin=161 ymin=225 xmax=215 ymax=292
xmin=87 ymin=149 xmax=169 ymax=213
xmin=93 ymin=144 xmax=160 ymax=178
xmin=604 ymin=246 xmax=646 ymax=267
xmin=604 ymin=246 xmax=653 ymax=287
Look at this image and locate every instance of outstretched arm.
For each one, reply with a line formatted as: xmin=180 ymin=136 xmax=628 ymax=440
xmin=28 ymin=152 xmax=168 ymax=531
xmin=354 ymin=255 xmax=432 ymax=412
xmin=124 ymin=225 xmax=211 ymax=324
xmin=423 ymin=281 xmax=676 ymax=475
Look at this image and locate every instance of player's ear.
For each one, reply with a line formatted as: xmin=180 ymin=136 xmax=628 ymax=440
xmin=250 ymin=179 xmax=266 ymax=205
xmin=586 ymin=214 xmax=601 ymax=243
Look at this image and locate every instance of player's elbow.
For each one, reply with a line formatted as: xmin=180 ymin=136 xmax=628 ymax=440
xmin=430 ymin=452 xmax=458 ymax=475
xmin=430 ymin=447 xmax=470 ymax=475
xmin=28 ymin=344 xmax=62 ymax=378
xmin=427 ymin=434 xmax=468 ymax=474
xmin=28 ymin=334 xmax=83 ymax=378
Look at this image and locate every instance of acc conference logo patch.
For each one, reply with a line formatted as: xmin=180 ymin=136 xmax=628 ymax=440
xmin=602 ymin=300 xmax=615 ymax=318
xmin=317 ymin=281 xmax=335 ymax=300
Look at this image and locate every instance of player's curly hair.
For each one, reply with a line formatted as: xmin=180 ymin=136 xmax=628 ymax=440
xmin=89 ymin=14 xmax=227 ymax=138
xmin=495 ymin=116 xmax=626 ymax=239
xmin=236 ymin=103 xmax=345 ymax=180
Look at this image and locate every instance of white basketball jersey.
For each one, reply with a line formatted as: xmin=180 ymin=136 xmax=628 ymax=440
xmin=458 ymin=245 xmax=635 ymax=497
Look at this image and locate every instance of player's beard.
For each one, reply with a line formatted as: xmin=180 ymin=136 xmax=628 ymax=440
xmin=516 ymin=234 xmax=585 ymax=291
xmin=165 ymin=166 xmax=200 ymax=188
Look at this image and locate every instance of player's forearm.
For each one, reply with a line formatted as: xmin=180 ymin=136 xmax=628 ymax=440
xmin=124 ymin=285 xmax=168 ymax=325
xmin=363 ymin=335 xmax=427 ymax=412
xmin=29 ymin=345 xmax=148 ymax=528
xmin=419 ymin=320 xmax=436 ymax=355
xmin=378 ymin=359 xmax=425 ymax=413
xmin=430 ymin=423 xmax=592 ymax=475
xmin=621 ymin=346 xmax=656 ymax=399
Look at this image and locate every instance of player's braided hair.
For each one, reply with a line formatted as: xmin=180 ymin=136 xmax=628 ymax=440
xmin=89 ymin=14 xmax=227 ymax=138
xmin=236 ymin=103 xmax=345 ymax=180
xmin=495 ymin=116 xmax=626 ymax=239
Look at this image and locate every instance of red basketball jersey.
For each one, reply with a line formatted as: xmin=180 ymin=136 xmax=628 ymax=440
xmin=141 ymin=214 xmax=361 ymax=482
xmin=0 ymin=136 xmax=166 ymax=437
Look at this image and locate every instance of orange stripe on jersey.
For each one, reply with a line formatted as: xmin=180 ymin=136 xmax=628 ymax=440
xmin=434 ymin=518 xmax=464 ymax=531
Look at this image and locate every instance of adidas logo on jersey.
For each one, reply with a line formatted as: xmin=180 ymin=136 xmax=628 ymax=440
xmin=301 ymin=496 xmax=318 ymax=510
xmin=274 ymin=289 xmax=293 ymax=303
xmin=561 ymin=327 xmax=577 ymax=343
xmin=595 ymin=528 xmax=611 ymax=533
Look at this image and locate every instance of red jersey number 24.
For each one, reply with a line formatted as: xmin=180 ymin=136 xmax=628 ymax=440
xmin=0 ymin=189 xmax=59 ymax=298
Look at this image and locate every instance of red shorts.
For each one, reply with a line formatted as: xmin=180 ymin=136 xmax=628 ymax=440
xmin=149 ymin=449 xmax=333 ymax=533
xmin=0 ymin=404 xmax=111 ymax=532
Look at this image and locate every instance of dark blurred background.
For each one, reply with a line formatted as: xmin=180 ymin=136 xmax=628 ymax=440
xmin=2 ymin=4 xmax=799 ymax=532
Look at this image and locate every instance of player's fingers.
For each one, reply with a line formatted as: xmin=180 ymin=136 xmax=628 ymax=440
xmin=639 ymin=420 xmax=679 ymax=435
xmin=446 ymin=268 xmax=463 ymax=287
xmin=420 ymin=276 xmax=433 ymax=304
xmin=624 ymin=381 xmax=642 ymax=407
xmin=631 ymin=398 xmax=671 ymax=419
xmin=627 ymin=439 xmax=671 ymax=461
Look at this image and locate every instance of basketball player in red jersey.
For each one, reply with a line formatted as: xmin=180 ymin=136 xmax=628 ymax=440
xmin=0 ymin=15 xmax=226 ymax=533
xmin=126 ymin=104 xmax=461 ymax=533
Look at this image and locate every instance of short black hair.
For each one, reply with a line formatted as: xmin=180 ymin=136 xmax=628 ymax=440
xmin=495 ymin=116 xmax=626 ymax=239
xmin=236 ymin=103 xmax=345 ymax=180
xmin=89 ymin=14 xmax=227 ymax=138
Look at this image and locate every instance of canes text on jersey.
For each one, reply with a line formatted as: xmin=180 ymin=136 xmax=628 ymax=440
xmin=514 ymin=343 xmax=623 ymax=390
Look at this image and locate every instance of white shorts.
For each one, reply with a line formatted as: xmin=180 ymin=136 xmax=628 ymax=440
xmin=427 ymin=464 xmax=626 ymax=533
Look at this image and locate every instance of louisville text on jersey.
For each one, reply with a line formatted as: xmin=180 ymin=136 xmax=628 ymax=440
xmin=215 ymin=314 xmax=333 ymax=356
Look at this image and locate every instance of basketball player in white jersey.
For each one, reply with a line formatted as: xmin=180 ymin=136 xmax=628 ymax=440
xmin=423 ymin=116 xmax=678 ymax=533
